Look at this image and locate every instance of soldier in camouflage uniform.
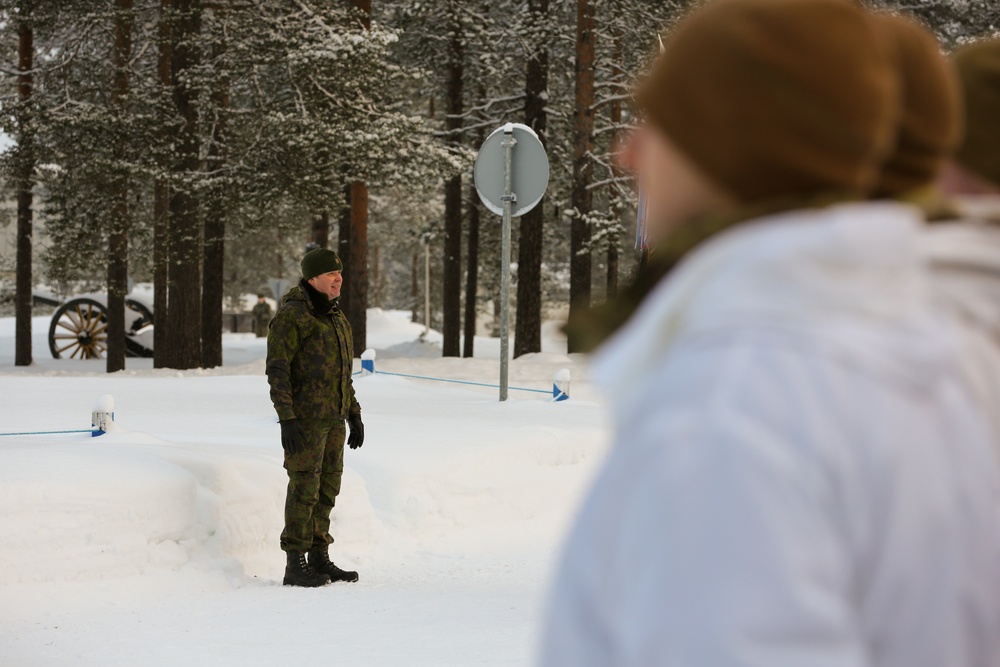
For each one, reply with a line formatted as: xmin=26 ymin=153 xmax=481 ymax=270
xmin=251 ymin=294 xmax=273 ymax=338
xmin=266 ymin=247 xmax=365 ymax=588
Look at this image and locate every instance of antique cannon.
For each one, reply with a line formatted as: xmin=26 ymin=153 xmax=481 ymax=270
xmin=47 ymin=294 xmax=154 ymax=359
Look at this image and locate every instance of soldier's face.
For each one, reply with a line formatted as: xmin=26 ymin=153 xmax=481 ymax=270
xmin=309 ymin=271 xmax=343 ymax=299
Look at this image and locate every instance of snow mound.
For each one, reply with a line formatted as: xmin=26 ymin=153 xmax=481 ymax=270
xmin=0 ymin=438 xmax=280 ymax=586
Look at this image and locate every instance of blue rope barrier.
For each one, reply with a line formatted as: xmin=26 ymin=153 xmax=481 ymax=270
xmin=3 ymin=368 xmax=556 ymax=439
xmin=0 ymin=429 xmax=94 ymax=437
xmin=366 ymin=370 xmax=550 ymax=394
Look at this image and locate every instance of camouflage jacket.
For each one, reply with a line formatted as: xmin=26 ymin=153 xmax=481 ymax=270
xmin=266 ymin=280 xmax=360 ymax=422
xmin=252 ymin=301 xmax=273 ymax=322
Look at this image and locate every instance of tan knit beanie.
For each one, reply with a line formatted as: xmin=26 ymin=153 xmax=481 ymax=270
xmin=953 ymin=39 xmax=1000 ymax=186
xmin=637 ymin=0 xmax=899 ymax=204
xmin=874 ymin=14 xmax=963 ymax=197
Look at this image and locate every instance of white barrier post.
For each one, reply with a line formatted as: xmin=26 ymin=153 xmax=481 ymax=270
xmin=553 ymin=369 xmax=570 ymax=402
xmin=361 ymin=348 xmax=377 ymax=376
xmin=91 ymin=394 xmax=116 ymax=437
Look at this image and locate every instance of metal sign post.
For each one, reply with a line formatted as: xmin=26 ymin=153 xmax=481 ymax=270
xmin=474 ymin=122 xmax=549 ymax=402
xmin=499 ymin=126 xmax=516 ymax=401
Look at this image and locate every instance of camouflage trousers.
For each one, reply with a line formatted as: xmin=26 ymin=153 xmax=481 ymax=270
xmin=279 ymin=419 xmax=346 ymax=553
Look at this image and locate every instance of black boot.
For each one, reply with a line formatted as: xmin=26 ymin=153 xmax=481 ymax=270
xmin=308 ymin=546 xmax=359 ymax=583
xmin=283 ymin=551 xmax=331 ymax=587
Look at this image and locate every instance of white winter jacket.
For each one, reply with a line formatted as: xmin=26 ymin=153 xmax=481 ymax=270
xmin=921 ymin=206 xmax=1000 ymax=445
xmin=539 ymin=203 xmax=1000 ymax=667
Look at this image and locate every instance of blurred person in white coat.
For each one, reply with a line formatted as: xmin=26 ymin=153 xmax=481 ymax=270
xmin=861 ymin=17 xmax=1000 ymax=446
xmin=922 ymin=39 xmax=1000 ymax=443
xmin=538 ymin=1 xmax=1000 ymax=666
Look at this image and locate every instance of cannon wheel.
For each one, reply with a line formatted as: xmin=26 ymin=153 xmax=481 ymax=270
xmin=125 ymin=298 xmax=154 ymax=332
xmin=49 ymin=297 xmax=108 ymax=359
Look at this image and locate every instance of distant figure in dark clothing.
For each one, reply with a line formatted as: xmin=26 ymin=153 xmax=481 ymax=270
xmin=252 ymin=294 xmax=272 ymax=338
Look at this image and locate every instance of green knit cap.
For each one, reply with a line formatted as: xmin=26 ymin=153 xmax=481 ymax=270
xmin=300 ymin=248 xmax=343 ymax=281
xmin=953 ymin=39 xmax=1000 ymax=186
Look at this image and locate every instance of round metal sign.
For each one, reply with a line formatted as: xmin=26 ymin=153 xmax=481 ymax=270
xmin=474 ymin=123 xmax=549 ymax=218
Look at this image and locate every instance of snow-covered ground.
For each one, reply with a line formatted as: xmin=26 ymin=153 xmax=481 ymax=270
xmin=0 ymin=310 xmax=609 ymax=666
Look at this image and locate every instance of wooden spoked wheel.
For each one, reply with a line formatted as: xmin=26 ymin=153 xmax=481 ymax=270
xmin=48 ymin=298 xmax=109 ymax=359
xmin=125 ymin=298 xmax=154 ymax=332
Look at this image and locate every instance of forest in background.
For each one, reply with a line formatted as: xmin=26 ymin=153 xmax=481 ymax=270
xmin=1 ymin=0 xmax=997 ymax=370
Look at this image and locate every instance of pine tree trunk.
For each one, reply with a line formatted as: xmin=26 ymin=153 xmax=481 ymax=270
xmin=352 ymin=0 xmax=371 ymax=26
xmin=107 ymin=0 xmax=134 ymax=374
xmin=201 ymin=18 xmax=228 ymax=369
xmin=338 ymin=182 xmax=352 ymax=314
xmin=153 ymin=180 xmax=170 ymax=366
xmin=411 ymin=252 xmax=419 ymax=323
xmin=167 ymin=0 xmax=202 ymax=369
xmin=373 ymin=244 xmax=382 ymax=307
xmin=463 ymin=180 xmax=480 ymax=358
xmin=311 ymin=211 xmax=329 ymax=248
xmin=441 ymin=3 xmax=464 ymax=358
xmin=515 ymin=0 xmax=549 ymax=358
xmin=153 ymin=0 xmax=172 ymax=368
xmin=201 ymin=214 xmax=223 ymax=367
xmin=348 ymin=180 xmax=368 ymax=356
xmin=14 ymin=15 xmax=33 ymax=368
xmin=606 ymin=243 xmax=619 ymax=298
xmin=568 ymin=0 xmax=596 ymax=353
xmin=344 ymin=0 xmax=372 ymax=357
xmin=606 ymin=9 xmax=624 ymax=301
xmin=443 ymin=173 xmax=462 ymax=357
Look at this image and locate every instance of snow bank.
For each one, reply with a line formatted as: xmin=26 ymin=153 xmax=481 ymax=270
xmin=0 ymin=435 xmax=286 ymax=587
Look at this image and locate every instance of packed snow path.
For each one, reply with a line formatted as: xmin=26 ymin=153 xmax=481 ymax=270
xmin=0 ymin=311 xmax=608 ymax=666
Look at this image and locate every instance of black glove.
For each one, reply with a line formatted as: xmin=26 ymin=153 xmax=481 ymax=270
xmin=280 ymin=419 xmax=306 ymax=456
xmin=347 ymin=414 xmax=365 ymax=450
